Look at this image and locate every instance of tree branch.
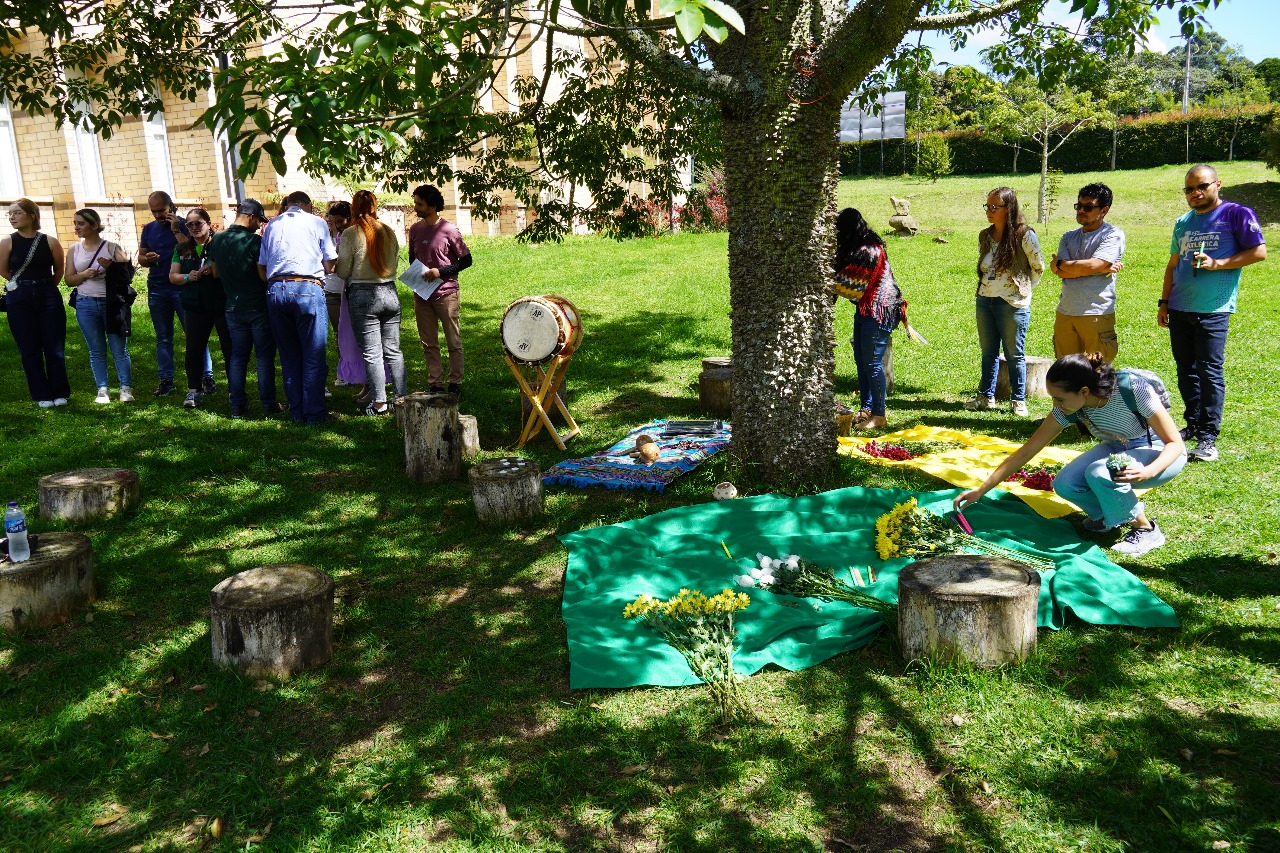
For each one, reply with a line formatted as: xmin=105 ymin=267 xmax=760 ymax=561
xmin=607 ymin=26 xmax=741 ymax=102
xmin=911 ymin=0 xmax=1036 ymax=32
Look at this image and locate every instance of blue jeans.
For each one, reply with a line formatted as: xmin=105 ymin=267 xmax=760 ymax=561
xmin=226 ymin=308 xmax=279 ymax=411
xmin=347 ymin=283 xmax=408 ymax=406
xmin=852 ymin=310 xmax=896 ymax=417
xmin=976 ymin=295 xmax=1030 ymax=402
xmin=1168 ymin=309 xmax=1229 ymax=440
xmin=148 ymin=284 xmax=212 ymax=382
xmin=75 ymin=295 xmax=132 ymax=389
xmin=5 ymin=279 xmax=70 ymax=401
xmin=1053 ymin=437 xmax=1188 ymax=528
xmin=267 ymin=280 xmax=328 ymax=424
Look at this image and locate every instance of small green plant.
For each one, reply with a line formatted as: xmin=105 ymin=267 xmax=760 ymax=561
xmin=914 ymin=134 xmax=953 ymax=182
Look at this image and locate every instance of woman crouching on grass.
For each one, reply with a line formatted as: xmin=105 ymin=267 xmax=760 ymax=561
xmin=954 ymin=352 xmax=1188 ymax=557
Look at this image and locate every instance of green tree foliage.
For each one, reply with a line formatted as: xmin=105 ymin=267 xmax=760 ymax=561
xmin=915 ymin=134 xmax=953 ymax=182
xmin=1256 ymin=58 xmax=1280 ymax=101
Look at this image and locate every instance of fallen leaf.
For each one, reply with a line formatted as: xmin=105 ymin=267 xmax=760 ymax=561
xmin=1179 ymin=748 xmax=1193 ymax=761
xmin=1158 ymin=805 xmax=1176 ymax=825
xmin=1103 ymin=748 xmax=1118 ymax=761
xmin=589 ymin=702 xmax=605 ymax=710
xmin=118 ymin=687 xmax=128 ymax=694
xmin=933 ymin=766 xmax=955 ymax=782
xmin=1212 ymin=842 xmax=1231 ymax=850
xmin=254 ymin=681 xmax=273 ymax=691
xmin=950 ymin=714 xmax=966 ymax=727
xmin=203 ymin=703 xmax=217 ymax=713
xmin=164 ymin=676 xmax=175 ymax=684
xmin=981 ymin=781 xmax=993 ymax=794
xmin=123 ymin=611 xmax=136 ymax=617
xmin=199 ymin=743 xmax=210 ymax=757
xmin=1213 ymin=749 xmax=1238 ymax=757
xmin=189 ymin=684 xmax=207 ymax=692
xmin=619 ymin=764 xmax=647 ymax=775
xmin=93 ymin=807 xmax=128 ymax=827
xmin=244 ymin=708 xmax=261 ymax=718
xmin=209 ymin=816 xmax=224 ymax=838
xmin=149 ymin=732 xmax=174 ymax=741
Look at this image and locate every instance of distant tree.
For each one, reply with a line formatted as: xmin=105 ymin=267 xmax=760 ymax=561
xmin=1257 ymin=58 xmax=1280 ymax=101
xmin=1202 ymin=67 xmax=1271 ymax=160
xmin=915 ymin=134 xmax=953 ymax=182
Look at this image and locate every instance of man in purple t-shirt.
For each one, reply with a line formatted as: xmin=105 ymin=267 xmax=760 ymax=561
xmin=407 ymin=184 xmax=472 ymax=396
xmin=1159 ymin=164 xmax=1266 ymax=462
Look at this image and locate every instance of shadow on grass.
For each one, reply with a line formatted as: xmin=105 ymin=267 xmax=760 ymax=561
xmin=1224 ymin=182 xmax=1280 ymax=227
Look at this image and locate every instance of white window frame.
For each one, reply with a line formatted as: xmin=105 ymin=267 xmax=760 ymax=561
xmin=0 ymin=98 xmax=22 ymax=197
xmin=72 ymin=100 xmax=105 ymax=198
xmin=143 ymin=103 xmax=176 ymax=197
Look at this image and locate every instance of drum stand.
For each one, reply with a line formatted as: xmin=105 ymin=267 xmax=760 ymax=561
xmin=506 ymin=353 xmax=581 ymax=449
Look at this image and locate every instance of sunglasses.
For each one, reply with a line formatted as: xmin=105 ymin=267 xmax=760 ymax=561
xmin=982 ymin=204 xmax=1006 ymax=212
xmin=1073 ymin=203 xmax=1105 ymax=212
xmin=1183 ymin=181 xmax=1218 ymax=195
xmin=186 ymin=219 xmax=208 ymax=228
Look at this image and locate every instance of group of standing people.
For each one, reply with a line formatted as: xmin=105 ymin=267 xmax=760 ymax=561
xmin=0 ymin=184 xmax=472 ymax=422
xmin=835 ymin=162 xmax=1266 ymax=557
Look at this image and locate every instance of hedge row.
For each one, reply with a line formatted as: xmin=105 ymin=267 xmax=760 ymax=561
xmin=839 ymin=107 xmax=1277 ymax=176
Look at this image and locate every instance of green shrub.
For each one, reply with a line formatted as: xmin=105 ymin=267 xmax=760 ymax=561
xmin=915 ymin=134 xmax=953 ymax=181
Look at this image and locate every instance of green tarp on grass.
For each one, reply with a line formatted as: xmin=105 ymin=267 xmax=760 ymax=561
xmin=561 ymin=486 xmax=1179 ymax=689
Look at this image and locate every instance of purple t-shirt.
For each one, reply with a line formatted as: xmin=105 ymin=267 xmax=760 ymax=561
xmin=408 ymin=218 xmax=468 ymax=299
xmin=1169 ymin=201 xmax=1265 ymax=314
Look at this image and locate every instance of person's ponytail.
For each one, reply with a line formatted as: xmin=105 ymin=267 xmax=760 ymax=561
xmin=1047 ymin=352 xmax=1117 ymax=399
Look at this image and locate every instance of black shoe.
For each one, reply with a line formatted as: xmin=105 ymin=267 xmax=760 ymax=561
xmin=230 ymin=407 xmax=248 ymax=420
xmin=202 ymin=376 xmax=217 ymax=395
xmin=183 ymin=390 xmax=203 ymax=409
xmin=1179 ymin=426 xmax=1196 ymax=442
xmin=264 ymin=401 xmax=289 ymax=415
xmin=447 ymin=383 xmax=463 ymax=398
xmin=428 ymin=384 xmax=446 ymax=393
xmin=154 ymin=379 xmax=176 ymax=397
xmin=1191 ymin=435 xmax=1219 ymax=462
xmin=362 ymin=402 xmax=392 ymax=416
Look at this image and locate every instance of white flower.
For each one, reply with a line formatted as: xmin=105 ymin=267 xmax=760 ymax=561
xmin=785 ymin=555 xmax=800 ymax=570
xmin=759 ymin=573 xmax=775 ymax=586
xmin=759 ymin=556 xmax=774 ymax=570
xmin=735 ymin=574 xmax=756 ymax=588
xmin=749 ymin=568 xmax=762 ymax=579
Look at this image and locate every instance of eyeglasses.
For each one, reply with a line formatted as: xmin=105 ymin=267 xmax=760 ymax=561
xmin=1073 ymin=203 xmax=1104 ymax=212
xmin=982 ymin=204 xmax=1006 ymax=212
xmin=1183 ymin=181 xmax=1218 ymax=194
xmin=186 ymin=220 xmax=207 ymax=229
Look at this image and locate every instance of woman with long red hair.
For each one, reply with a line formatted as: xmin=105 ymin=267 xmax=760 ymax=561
xmin=335 ymin=190 xmax=405 ymax=416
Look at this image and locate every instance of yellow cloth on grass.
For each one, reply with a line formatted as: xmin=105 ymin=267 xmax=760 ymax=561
xmin=837 ymin=424 xmax=1086 ymax=518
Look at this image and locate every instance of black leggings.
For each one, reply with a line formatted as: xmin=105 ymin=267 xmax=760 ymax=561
xmin=184 ymin=308 xmax=232 ymax=391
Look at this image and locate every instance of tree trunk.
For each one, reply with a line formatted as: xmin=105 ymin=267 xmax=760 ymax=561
xmin=718 ymin=71 xmax=842 ymax=485
xmin=1038 ymin=134 xmax=1050 ymax=225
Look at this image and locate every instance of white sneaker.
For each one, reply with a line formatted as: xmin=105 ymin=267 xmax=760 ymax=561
xmin=94 ymin=387 xmax=111 ymax=404
xmin=1012 ymin=400 xmax=1029 ymax=417
xmin=1111 ymin=521 xmax=1166 ymax=557
xmin=37 ymin=400 xmax=55 ymax=408
xmin=52 ymin=398 xmax=68 ymax=407
xmin=118 ymin=385 xmax=134 ymax=403
xmin=964 ymin=395 xmax=995 ymax=411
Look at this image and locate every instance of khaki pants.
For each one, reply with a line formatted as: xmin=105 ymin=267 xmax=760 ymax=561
xmin=1053 ymin=312 xmax=1118 ymax=362
xmin=413 ymin=291 xmax=463 ymax=385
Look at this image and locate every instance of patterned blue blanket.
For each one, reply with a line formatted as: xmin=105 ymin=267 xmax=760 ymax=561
xmin=542 ymin=420 xmax=732 ymax=492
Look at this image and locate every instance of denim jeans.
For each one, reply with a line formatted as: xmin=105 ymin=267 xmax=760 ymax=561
xmin=1052 ymin=437 xmax=1188 ymax=528
xmin=1168 ymin=309 xmax=1230 ymax=440
xmin=976 ymin=295 xmax=1030 ymax=401
xmin=267 ymin=280 xmax=328 ymax=423
xmin=852 ymin=310 xmax=897 ymax=417
xmin=5 ymin=279 xmax=70 ymax=401
xmin=75 ymin=295 xmax=132 ymax=389
xmin=226 ymin=309 xmax=279 ymax=411
xmin=148 ymin=284 xmax=211 ymax=382
xmin=348 ymin=283 xmax=408 ymax=405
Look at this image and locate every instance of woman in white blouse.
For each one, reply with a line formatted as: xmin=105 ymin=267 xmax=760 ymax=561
xmin=966 ymin=187 xmax=1043 ymax=417
xmin=65 ymin=208 xmax=133 ymax=403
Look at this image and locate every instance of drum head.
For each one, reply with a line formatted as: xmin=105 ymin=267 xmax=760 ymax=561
xmin=502 ymin=297 xmax=563 ymax=363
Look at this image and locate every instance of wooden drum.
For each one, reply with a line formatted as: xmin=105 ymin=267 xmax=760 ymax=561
xmin=501 ymin=294 xmax=583 ymax=364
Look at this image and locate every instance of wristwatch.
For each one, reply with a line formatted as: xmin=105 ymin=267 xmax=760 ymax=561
xmin=1158 ymin=299 xmax=1169 ymax=307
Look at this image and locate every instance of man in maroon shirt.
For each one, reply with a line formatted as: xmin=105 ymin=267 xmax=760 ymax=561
xmin=407 ymin=185 xmax=472 ymax=395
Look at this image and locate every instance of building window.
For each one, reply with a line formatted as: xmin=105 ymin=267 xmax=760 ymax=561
xmin=73 ymin=100 xmax=105 ymax=198
xmin=0 ymin=98 xmax=23 ymax=197
xmin=144 ymin=104 xmax=176 ymax=197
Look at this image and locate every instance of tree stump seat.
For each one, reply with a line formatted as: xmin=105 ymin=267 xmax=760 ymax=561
xmin=897 ymin=554 xmax=1040 ymax=666
xmin=401 ymin=391 xmax=462 ymax=483
xmin=209 ymin=564 xmax=334 ymax=678
xmin=996 ymin=355 xmax=1053 ymax=400
xmin=699 ymin=356 xmax=732 ymax=418
xmin=38 ymin=468 xmax=139 ymax=522
xmin=469 ymin=457 xmax=544 ymax=525
xmin=459 ymin=414 xmax=481 ymax=460
xmin=0 ymin=532 xmax=94 ymax=631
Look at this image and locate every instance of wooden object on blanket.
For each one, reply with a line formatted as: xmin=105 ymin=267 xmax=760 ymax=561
xmin=38 ymin=468 xmax=139 ymax=522
xmin=210 ymin=565 xmax=334 ymax=678
xmin=995 ymin=355 xmax=1052 ymax=400
xmin=699 ymin=357 xmax=732 ymax=418
xmin=897 ymin=554 xmax=1040 ymax=667
xmin=469 ymin=457 xmax=544 ymax=525
xmin=506 ymin=353 xmax=581 ymax=450
xmin=402 ymin=391 xmax=462 ymax=483
xmin=459 ymin=414 xmax=481 ymax=460
xmin=0 ymin=532 xmax=94 ymax=631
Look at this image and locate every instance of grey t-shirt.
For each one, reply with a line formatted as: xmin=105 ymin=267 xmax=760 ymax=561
xmin=1055 ymin=222 xmax=1125 ymax=316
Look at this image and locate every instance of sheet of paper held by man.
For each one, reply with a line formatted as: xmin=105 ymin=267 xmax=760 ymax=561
xmin=399 ymin=259 xmax=443 ymax=301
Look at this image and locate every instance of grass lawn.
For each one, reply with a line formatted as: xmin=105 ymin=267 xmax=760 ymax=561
xmin=1 ymin=161 xmax=1278 ymax=852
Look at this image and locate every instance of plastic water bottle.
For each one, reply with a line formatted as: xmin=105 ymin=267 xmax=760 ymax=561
xmin=4 ymin=502 xmax=30 ymax=563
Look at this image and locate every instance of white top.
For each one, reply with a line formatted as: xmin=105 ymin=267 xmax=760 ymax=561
xmin=978 ymin=230 xmax=1044 ymax=309
xmin=67 ymin=240 xmax=121 ymax=299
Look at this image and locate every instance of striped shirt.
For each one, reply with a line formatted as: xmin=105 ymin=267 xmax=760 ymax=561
xmin=1051 ymin=376 xmax=1163 ymax=442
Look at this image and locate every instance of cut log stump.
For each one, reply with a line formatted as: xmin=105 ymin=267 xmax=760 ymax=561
xmin=402 ymin=391 xmax=461 ymax=483
xmin=699 ymin=356 xmax=732 ymax=418
xmin=210 ymin=564 xmax=334 ymax=678
xmin=995 ymin=355 xmax=1052 ymax=400
xmin=884 ymin=335 xmax=895 ymax=394
xmin=470 ymin=457 xmax=544 ymax=525
xmin=38 ymin=468 xmax=139 ymax=522
xmin=897 ymin=554 xmax=1040 ymax=667
xmin=459 ymin=414 xmax=481 ymax=460
xmin=0 ymin=532 xmax=94 ymax=631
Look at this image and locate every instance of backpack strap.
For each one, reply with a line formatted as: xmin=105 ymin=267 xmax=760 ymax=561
xmin=1116 ymin=370 xmax=1153 ymax=448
